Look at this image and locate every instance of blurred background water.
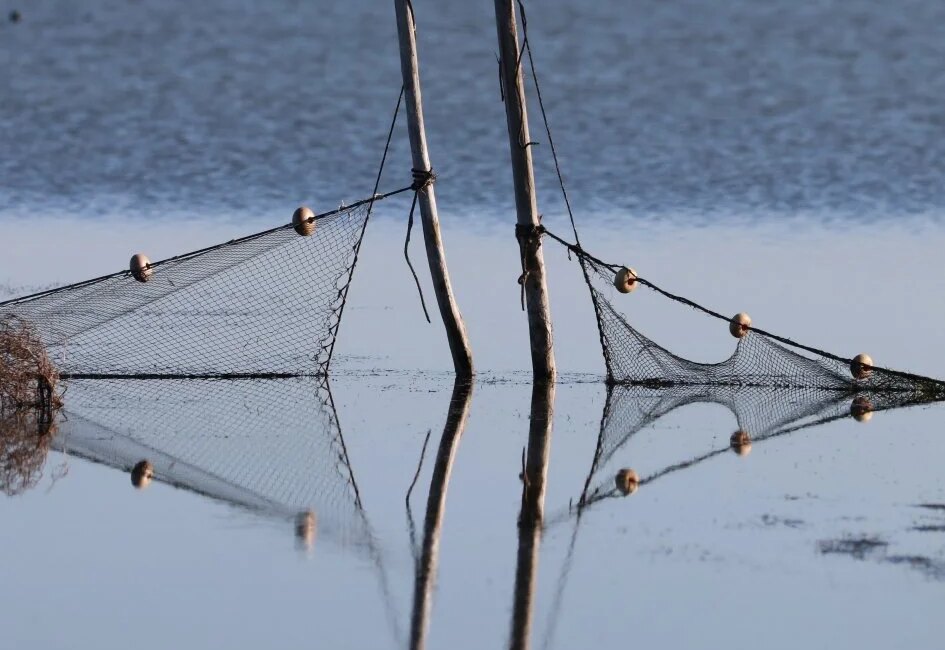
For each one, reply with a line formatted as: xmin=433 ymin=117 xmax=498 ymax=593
xmin=2 ymin=1 xmax=945 ymax=649
xmin=2 ymin=0 xmax=945 ymax=223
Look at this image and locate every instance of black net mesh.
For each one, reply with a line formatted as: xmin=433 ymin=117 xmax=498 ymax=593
xmin=548 ymin=383 xmax=935 ymax=520
xmin=54 ymin=377 xmax=369 ymax=544
xmin=0 ymin=204 xmax=372 ymax=378
xmin=574 ymin=252 xmax=945 ymax=398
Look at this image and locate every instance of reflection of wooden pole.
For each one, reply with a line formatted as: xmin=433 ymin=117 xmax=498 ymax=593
xmin=409 ymin=380 xmax=474 ymax=650
xmin=394 ymin=0 xmax=474 ymax=379
xmin=510 ymin=380 xmax=556 ymax=650
xmin=493 ymin=0 xmax=556 ymax=382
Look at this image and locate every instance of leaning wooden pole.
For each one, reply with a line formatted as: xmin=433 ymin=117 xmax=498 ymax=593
xmin=494 ymin=0 xmax=556 ymax=382
xmin=394 ymin=0 xmax=474 ymax=379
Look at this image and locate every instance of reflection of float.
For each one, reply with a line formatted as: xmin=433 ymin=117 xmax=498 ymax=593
xmin=51 ymin=378 xmax=366 ymax=548
xmin=567 ymin=384 xmax=936 ymax=510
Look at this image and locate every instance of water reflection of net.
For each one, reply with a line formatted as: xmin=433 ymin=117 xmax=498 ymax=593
xmin=563 ymin=384 xmax=942 ymax=514
xmin=55 ymin=377 xmax=367 ymax=543
xmin=0 ymin=203 xmax=374 ymax=378
xmin=540 ymin=384 xmax=942 ymax=649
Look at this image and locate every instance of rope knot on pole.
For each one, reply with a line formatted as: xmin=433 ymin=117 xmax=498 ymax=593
xmin=514 ymin=223 xmax=546 ymax=310
xmin=411 ymin=168 xmax=436 ymax=191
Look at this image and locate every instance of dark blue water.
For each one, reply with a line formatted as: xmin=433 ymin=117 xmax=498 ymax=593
xmin=2 ymin=0 xmax=945 ymax=222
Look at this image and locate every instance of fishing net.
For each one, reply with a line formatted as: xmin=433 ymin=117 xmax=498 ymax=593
xmin=54 ymin=376 xmax=370 ymax=545
xmin=536 ymin=226 xmax=945 ymax=398
xmin=0 ymin=198 xmax=402 ymax=379
xmin=506 ymin=3 xmax=945 ymax=397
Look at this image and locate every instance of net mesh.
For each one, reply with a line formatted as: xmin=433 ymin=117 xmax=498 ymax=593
xmin=0 ymin=203 xmax=375 ymax=378
xmin=549 ymin=382 xmax=936 ymax=520
xmin=555 ymin=237 xmax=945 ymax=398
xmin=54 ymin=376 xmax=368 ymax=543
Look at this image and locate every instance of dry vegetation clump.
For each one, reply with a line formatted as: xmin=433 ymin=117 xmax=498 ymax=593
xmin=0 ymin=315 xmax=62 ymax=413
xmin=1 ymin=316 xmax=62 ymax=495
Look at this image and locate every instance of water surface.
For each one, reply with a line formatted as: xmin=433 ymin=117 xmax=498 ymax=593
xmin=2 ymin=1 xmax=945 ymax=648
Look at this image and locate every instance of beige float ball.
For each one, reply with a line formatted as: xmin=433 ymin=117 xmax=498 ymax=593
xmin=850 ymin=353 xmax=873 ymax=380
xmin=131 ymin=460 xmax=154 ymax=489
xmin=729 ymin=312 xmax=751 ymax=338
xmin=615 ymin=468 xmax=640 ymax=495
xmin=292 ymin=206 xmax=316 ymax=236
xmin=730 ymin=430 xmax=752 ymax=456
xmin=850 ymin=396 xmax=874 ymax=423
xmin=295 ymin=510 xmax=317 ymax=551
xmin=130 ymin=253 xmax=152 ymax=283
xmin=613 ymin=267 xmax=638 ymax=294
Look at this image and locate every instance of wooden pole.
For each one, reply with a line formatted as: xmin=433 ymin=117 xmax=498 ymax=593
xmin=409 ymin=380 xmax=474 ymax=650
xmin=494 ymin=0 xmax=556 ymax=382
xmin=509 ymin=379 xmax=555 ymax=650
xmin=394 ymin=0 xmax=474 ymax=379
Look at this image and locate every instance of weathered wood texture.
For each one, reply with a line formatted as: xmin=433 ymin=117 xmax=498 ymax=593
xmin=494 ymin=0 xmax=556 ymax=382
xmin=394 ymin=0 xmax=474 ymax=378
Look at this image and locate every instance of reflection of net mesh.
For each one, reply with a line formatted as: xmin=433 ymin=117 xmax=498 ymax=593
xmin=0 ymin=205 xmax=370 ymax=377
xmin=539 ymin=384 xmax=939 ymax=649
xmin=574 ymin=383 xmax=936 ymax=510
xmin=578 ymin=255 xmax=945 ymax=396
xmin=55 ymin=378 xmax=367 ymax=542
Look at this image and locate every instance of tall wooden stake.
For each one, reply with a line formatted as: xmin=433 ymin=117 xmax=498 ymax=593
xmin=494 ymin=0 xmax=556 ymax=382
xmin=394 ymin=0 xmax=474 ymax=379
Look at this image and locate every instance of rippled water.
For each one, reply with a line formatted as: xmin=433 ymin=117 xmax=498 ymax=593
xmin=3 ymin=0 xmax=945 ymax=222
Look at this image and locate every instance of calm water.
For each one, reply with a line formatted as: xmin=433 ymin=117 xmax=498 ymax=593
xmin=2 ymin=1 xmax=945 ymax=648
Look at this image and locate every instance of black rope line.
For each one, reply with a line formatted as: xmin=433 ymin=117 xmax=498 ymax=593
xmin=518 ymin=0 xmax=576 ymax=244
xmin=516 ymin=0 xmax=616 ymax=380
xmin=577 ymin=399 xmax=926 ymax=510
xmin=60 ymin=372 xmax=311 ymax=380
xmin=499 ymin=0 xmax=539 ymax=152
xmin=323 ymin=85 xmax=406 ymax=370
xmin=540 ymin=226 xmax=945 ymax=388
xmin=403 ymin=188 xmax=432 ymax=323
xmin=0 ymin=185 xmax=414 ymax=309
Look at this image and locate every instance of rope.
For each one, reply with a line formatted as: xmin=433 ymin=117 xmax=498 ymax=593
xmin=0 ymin=185 xmax=413 ymax=309
xmin=540 ymin=226 xmax=945 ymax=388
xmin=514 ymin=0 xmax=616 ymax=379
xmin=324 ymin=85 xmax=407 ymax=369
xmin=517 ymin=0 xmax=580 ymax=247
xmin=403 ymin=188 xmax=433 ymax=323
xmin=401 ymin=167 xmax=437 ymax=323
xmin=515 ymin=222 xmax=544 ymax=311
